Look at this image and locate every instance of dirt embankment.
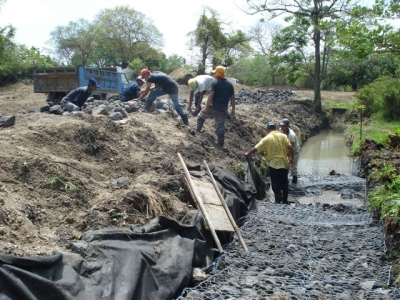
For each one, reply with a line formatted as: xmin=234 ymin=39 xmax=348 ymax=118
xmin=0 ymin=83 xmax=352 ymax=257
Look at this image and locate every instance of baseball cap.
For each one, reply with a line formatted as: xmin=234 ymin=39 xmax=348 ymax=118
xmin=188 ymin=78 xmax=197 ymax=90
xmin=212 ymin=66 xmax=226 ymax=76
xmin=140 ymin=68 xmax=150 ymax=76
xmin=88 ymin=78 xmax=100 ymax=88
xmin=280 ymin=118 xmax=290 ymax=126
xmin=136 ymin=76 xmax=145 ymax=83
xmin=266 ymin=121 xmax=277 ymax=129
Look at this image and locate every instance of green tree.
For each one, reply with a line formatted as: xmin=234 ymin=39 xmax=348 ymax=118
xmin=229 ymin=54 xmax=273 ymax=86
xmin=336 ymin=0 xmax=400 ymax=57
xmin=0 ymin=25 xmax=54 ymax=83
xmin=212 ymin=29 xmax=251 ymax=67
xmin=49 ymin=19 xmax=97 ymax=66
xmin=357 ymin=76 xmax=400 ymax=120
xmin=248 ymin=20 xmax=282 ymax=85
xmin=0 ymin=25 xmax=19 ymax=81
xmin=94 ymin=5 xmax=164 ymax=68
xmin=243 ymin=0 xmax=361 ymax=113
xmin=328 ymin=52 xmax=399 ymax=90
xmin=127 ymin=57 xmax=145 ymax=76
xmin=189 ymin=8 xmax=251 ymax=74
xmin=189 ymin=8 xmax=224 ymax=74
xmin=164 ymin=54 xmax=186 ymax=73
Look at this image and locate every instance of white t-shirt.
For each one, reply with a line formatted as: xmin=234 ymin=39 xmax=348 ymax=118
xmin=286 ymin=128 xmax=300 ymax=152
xmin=195 ymin=75 xmax=214 ymax=92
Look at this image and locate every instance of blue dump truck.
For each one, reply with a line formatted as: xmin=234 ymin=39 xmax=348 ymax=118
xmin=33 ymin=66 xmax=129 ymax=102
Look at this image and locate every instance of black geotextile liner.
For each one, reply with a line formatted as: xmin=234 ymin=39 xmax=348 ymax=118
xmin=0 ymin=160 xmax=261 ymax=300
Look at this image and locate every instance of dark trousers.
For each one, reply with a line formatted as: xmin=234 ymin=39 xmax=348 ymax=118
xmin=268 ymin=167 xmax=289 ymax=203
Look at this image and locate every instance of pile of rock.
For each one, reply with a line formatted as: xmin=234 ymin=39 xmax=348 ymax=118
xmin=37 ymin=96 xmax=185 ymax=121
xmin=236 ymin=88 xmax=295 ymax=104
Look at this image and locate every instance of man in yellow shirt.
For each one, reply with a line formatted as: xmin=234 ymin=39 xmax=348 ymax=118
xmin=245 ymin=121 xmax=294 ymax=204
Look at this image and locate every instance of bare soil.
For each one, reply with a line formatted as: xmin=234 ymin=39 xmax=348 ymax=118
xmin=0 ymin=83 xmax=354 ymax=257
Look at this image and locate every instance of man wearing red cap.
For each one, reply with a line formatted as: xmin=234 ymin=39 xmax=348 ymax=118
xmin=133 ymin=68 xmax=193 ymax=134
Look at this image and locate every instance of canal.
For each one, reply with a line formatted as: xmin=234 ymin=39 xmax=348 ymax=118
xmin=297 ymin=129 xmax=356 ymax=176
xmin=177 ymin=129 xmax=400 ymax=300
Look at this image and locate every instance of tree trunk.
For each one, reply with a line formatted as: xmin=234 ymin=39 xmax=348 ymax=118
xmin=198 ymin=40 xmax=208 ymax=75
xmin=313 ymin=27 xmax=322 ymax=113
xmin=270 ymin=65 xmax=276 ymax=86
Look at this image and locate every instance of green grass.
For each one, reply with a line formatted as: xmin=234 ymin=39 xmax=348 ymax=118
xmin=323 ymin=99 xmax=358 ymax=110
xmin=345 ymin=118 xmax=400 ymax=224
xmin=345 ymin=121 xmax=400 ymax=154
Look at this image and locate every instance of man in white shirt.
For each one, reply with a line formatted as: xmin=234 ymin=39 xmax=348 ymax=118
xmin=187 ymin=75 xmax=215 ymax=116
xmin=280 ymin=118 xmax=301 ymax=183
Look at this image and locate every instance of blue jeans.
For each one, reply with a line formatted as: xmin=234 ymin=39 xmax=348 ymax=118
xmin=194 ymin=91 xmax=201 ymax=107
xmin=268 ymin=167 xmax=289 ymax=203
xmin=61 ymin=98 xmax=80 ymax=112
xmin=145 ymin=87 xmax=184 ymax=117
xmin=291 ymin=149 xmax=300 ymax=176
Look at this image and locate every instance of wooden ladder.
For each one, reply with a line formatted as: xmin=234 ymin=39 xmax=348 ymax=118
xmin=178 ymin=153 xmax=249 ymax=253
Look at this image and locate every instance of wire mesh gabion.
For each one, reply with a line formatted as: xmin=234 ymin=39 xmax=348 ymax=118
xmin=176 ymin=164 xmax=400 ymax=299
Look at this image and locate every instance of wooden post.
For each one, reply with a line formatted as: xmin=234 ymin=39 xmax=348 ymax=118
xmin=177 ymin=153 xmax=224 ymax=253
xmin=203 ymin=160 xmax=249 ymax=253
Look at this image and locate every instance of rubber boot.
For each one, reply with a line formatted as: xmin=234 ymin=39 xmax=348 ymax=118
xmin=217 ymin=133 xmax=225 ymax=147
xmin=144 ymin=99 xmax=153 ymax=111
xmin=292 ymin=175 xmax=298 ymax=184
xmin=282 ymin=195 xmax=289 ymax=205
xmin=196 ymin=118 xmax=205 ymax=133
xmin=181 ymin=114 xmax=195 ymax=135
xmin=274 ymin=193 xmax=282 ymax=204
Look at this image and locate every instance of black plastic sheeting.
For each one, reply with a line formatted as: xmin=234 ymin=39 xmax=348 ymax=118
xmin=0 ymin=160 xmax=261 ymax=300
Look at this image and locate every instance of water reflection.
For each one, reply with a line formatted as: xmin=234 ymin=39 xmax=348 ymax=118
xmin=296 ymin=190 xmax=365 ymax=207
xmin=297 ymin=129 xmax=355 ymax=176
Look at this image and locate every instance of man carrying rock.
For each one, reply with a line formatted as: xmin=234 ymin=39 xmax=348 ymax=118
xmin=196 ymin=66 xmax=235 ymax=147
xmin=279 ymin=118 xmax=300 ymax=184
xmin=61 ymin=78 xmax=100 ymax=112
xmin=187 ymin=75 xmax=214 ymax=116
xmin=134 ymin=69 xmax=194 ymax=134
xmin=119 ymin=76 xmax=146 ymax=102
xmin=245 ymin=121 xmax=293 ymax=204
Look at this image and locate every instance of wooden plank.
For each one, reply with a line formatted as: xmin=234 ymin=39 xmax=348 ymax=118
xmin=177 ymin=153 xmax=224 ymax=253
xmin=203 ymin=160 xmax=249 ymax=252
xmin=191 ymin=178 xmax=234 ymax=232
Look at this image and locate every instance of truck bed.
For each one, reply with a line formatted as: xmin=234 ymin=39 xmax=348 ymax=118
xmin=33 ymin=67 xmax=125 ymax=100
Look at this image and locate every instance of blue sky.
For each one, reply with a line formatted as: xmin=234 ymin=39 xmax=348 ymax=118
xmin=0 ymin=0 xmax=261 ymax=60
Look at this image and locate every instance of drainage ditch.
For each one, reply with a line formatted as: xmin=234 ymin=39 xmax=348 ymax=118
xmin=177 ymin=129 xmax=400 ymax=300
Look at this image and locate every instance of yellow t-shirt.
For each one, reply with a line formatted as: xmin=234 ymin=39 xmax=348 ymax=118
xmin=255 ymin=131 xmax=291 ymax=169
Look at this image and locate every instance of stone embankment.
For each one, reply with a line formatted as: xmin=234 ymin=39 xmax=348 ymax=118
xmin=178 ymin=200 xmax=400 ymax=299
xmin=35 ymin=88 xmax=298 ymax=121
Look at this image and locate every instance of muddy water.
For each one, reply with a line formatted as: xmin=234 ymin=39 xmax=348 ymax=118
xmin=297 ymin=129 xmax=355 ymax=176
xmin=295 ymin=129 xmax=364 ymax=206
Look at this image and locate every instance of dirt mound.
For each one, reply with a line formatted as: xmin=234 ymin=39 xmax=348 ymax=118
xmin=169 ymin=67 xmax=194 ymax=85
xmin=0 ymin=83 xmax=338 ymax=257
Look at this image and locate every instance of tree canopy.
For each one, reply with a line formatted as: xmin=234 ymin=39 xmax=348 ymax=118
xmin=243 ymin=0 xmax=363 ymax=113
xmin=188 ymin=7 xmax=251 ymax=74
xmin=0 ymin=25 xmax=54 ymax=84
xmin=48 ymin=6 xmax=165 ymax=69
